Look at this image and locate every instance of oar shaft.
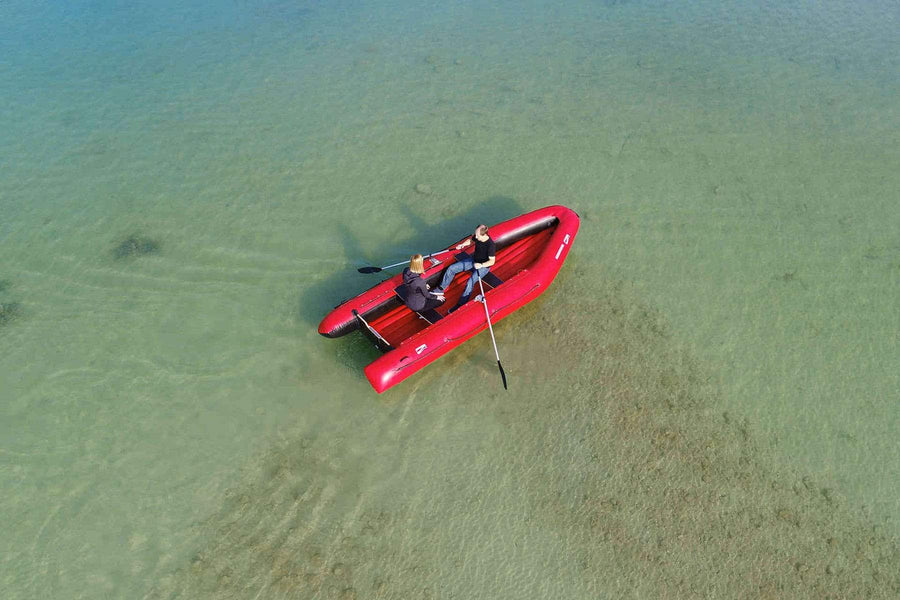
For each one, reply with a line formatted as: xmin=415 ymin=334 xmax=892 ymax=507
xmin=477 ymin=276 xmax=502 ymax=363
xmin=378 ymin=259 xmax=414 ymax=270
xmin=379 ymin=248 xmax=454 ymax=271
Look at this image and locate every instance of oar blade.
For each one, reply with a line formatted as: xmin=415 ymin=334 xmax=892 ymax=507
xmin=498 ymin=360 xmax=508 ymax=390
xmin=357 ymin=266 xmax=382 ymax=274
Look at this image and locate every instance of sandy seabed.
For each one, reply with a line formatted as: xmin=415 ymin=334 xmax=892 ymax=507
xmin=149 ymin=268 xmax=898 ymax=600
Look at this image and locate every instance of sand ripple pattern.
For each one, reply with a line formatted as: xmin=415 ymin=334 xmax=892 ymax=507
xmin=148 ymin=273 xmax=898 ymax=599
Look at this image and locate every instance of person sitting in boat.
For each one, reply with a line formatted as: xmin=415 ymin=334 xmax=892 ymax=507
xmin=401 ymin=254 xmax=446 ymax=312
xmin=433 ymin=224 xmax=496 ymax=312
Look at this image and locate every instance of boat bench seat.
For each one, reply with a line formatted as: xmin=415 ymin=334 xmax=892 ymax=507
xmin=453 ymin=252 xmax=504 ymax=288
xmin=480 ymin=272 xmax=503 ymax=288
xmin=393 ymin=286 xmax=443 ymax=324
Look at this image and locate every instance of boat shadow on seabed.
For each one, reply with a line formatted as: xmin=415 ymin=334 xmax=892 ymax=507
xmin=295 ymin=194 xmax=523 ymax=334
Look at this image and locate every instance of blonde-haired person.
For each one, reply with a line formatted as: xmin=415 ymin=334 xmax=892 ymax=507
xmin=432 ymin=224 xmax=495 ymax=312
xmin=401 ymin=254 xmax=445 ymax=312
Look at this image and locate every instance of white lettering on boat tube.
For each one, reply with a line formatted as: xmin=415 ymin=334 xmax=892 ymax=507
xmin=415 ymin=344 xmax=427 ymax=354
xmin=555 ymin=243 xmax=564 ymax=260
xmin=564 ymin=234 xmax=570 ymax=245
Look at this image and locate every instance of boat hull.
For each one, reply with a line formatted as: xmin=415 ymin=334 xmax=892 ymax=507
xmin=318 ymin=205 xmax=580 ymax=393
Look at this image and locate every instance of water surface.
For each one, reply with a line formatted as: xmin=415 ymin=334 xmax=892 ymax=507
xmin=1 ymin=1 xmax=897 ymax=598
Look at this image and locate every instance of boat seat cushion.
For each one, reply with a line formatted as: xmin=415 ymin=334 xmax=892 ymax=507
xmin=394 ymin=285 xmax=443 ymax=324
xmin=453 ymin=252 xmax=503 ymax=288
xmin=481 ymin=272 xmax=503 ymax=288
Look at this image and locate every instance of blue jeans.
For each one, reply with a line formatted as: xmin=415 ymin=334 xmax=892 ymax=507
xmin=438 ymin=258 xmax=490 ymax=301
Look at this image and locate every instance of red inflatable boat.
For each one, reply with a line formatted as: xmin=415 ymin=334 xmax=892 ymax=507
xmin=318 ymin=205 xmax=580 ymax=393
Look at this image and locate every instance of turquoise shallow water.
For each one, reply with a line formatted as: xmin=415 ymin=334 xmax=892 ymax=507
xmin=1 ymin=1 xmax=898 ymax=598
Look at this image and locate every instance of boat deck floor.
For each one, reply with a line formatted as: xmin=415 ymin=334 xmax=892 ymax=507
xmin=370 ymin=227 xmax=555 ymax=346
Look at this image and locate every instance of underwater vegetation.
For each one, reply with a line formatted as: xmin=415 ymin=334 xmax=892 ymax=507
xmin=0 ymin=280 xmax=21 ymax=326
xmin=113 ymin=234 xmax=161 ymax=259
xmin=0 ymin=301 xmax=22 ymax=326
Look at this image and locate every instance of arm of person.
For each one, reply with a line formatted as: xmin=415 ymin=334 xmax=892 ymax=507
xmin=474 ymin=255 xmax=496 ymax=270
xmin=455 ymin=238 xmax=474 ymax=251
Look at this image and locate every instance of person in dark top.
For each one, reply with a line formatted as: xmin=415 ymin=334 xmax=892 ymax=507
xmin=401 ymin=254 xmax=445 ymax=312
xmin=432 ymin=224 xmax=496 ymax=312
